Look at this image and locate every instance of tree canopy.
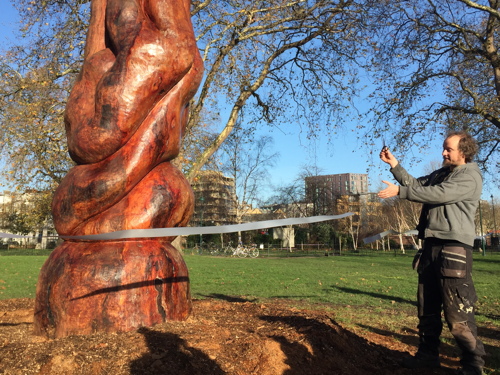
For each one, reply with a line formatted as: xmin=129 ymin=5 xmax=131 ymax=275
xmin=184 ymin=0 xmax=363 ymax=179
xmin=0 ymin=0 xmax=499 ymax=199
xmin=0 ymin=0 xmax=87 ymax=191
xmin=219 ymin=125 xmax=279 ymax=218
xmin=363 ymin=0 xmax=500 ymax=174
xmin=1 ymin=0 xmax=366 ymax=190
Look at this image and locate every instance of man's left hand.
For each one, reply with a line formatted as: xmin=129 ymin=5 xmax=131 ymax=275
xmin=378 ymin=180 xmax=399 ymax=199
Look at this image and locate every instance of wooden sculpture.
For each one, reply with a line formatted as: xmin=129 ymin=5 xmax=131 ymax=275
xmin=33 ymin=0 xmax=203 ymax=338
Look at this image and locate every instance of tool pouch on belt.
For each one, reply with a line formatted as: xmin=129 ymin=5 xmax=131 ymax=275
xmin=440 ymin=245 xmax=467 ymax=278
xmin=412 ymin=248 xmax=423 ymax=271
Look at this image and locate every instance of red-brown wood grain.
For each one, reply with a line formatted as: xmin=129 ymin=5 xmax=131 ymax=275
xmin=34 ymin=240 xmax=191 ymax=337
xmin=34 ymin=0 xmax=203 ymax=338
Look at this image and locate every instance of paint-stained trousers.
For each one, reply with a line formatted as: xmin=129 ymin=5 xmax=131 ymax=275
xmin=415 ymin=238 xmax=485 ymax=369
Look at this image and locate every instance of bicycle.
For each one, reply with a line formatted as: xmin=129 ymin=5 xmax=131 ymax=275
xmin=247 ymin=244 xmax=259 ymax=258
xmin=229 ymin=243 xmax=259 ymax=258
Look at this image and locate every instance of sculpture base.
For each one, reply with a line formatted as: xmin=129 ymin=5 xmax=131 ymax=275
xmin=33 ymin=239 xmax=191 ymax=338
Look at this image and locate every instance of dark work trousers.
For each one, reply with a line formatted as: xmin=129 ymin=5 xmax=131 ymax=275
xmin=416 ymin=238 xmax=485 ymax=368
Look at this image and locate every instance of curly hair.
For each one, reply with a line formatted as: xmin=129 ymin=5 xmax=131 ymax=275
xmin=446 ymin=131 xmax=478 ymax=163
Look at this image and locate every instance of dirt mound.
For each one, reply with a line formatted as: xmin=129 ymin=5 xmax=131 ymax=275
xmin=0 ymin=298 xmax=458 ymax=374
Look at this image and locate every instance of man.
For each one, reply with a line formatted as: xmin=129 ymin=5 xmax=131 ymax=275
xmin=378 ymin=131 xmax=486 ymax=375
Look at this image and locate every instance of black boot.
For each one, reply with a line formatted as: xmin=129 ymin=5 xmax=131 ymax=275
xmin=401 ymin=351 xmax=440 ymax=369
xmin=456 ymin=365 xmax=485 ymax=375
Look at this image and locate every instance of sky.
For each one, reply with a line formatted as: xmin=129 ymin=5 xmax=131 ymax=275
xmin=0 ymin=3 xmax=498 ymax=202
xmin=0 ymin=2 xmax=18 ymax=48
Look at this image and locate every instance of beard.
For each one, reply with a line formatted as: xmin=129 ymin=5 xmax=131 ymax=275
xmin=442 ymin=158 xmax=461 ymax=169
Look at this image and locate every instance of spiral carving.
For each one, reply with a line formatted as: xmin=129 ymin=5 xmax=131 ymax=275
xmin=34 ymin=0 xmax=203 ymax=338
xmin=54 ymin=0 xmax=203 ymax=235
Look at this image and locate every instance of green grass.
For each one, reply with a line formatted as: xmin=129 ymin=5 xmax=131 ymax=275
xmin=185 ymin=254 xmax=418 ymax=307
xmin=0 ymin=255 xmax=47 ymax=299
xmin=184 ymin=253 xmax=500 ymax=328
xmin=2 ymin=251 xmax=499 ymax=371
xmin=185 ymin=253 xmax=500 ymax=373
xmin=3 ymin=251 xmax=498 ymax=325
xmin=0 ymin=248 xmax=54 ymax=256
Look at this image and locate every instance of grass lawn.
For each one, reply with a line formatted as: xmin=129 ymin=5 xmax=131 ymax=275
xmin=2 ymin=251 xmax=498 ymax=324
xmin=185 ymin=253 xmax=418 ymax=307
xmin=2 ymin=251 xmax=499 ymax=370
xmin=0 ymin=255 xmax=47 ymax=299
xmin=184 ymin=253 xmax=500 ymax=332
xmin=1 ymin=251 xmax=499 ymax=334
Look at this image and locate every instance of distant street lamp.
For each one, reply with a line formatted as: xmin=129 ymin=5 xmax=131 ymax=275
xmin=479 ymin=200 xmax=485 ymax=256
xmin=492 ymin=195 xmax=498 ymax=248
xmin=199 ymin=196 xmax=205 ymax=247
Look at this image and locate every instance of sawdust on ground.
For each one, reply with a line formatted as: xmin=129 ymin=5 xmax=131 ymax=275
xmin=0 ymin=297 xmax=497 ymax=374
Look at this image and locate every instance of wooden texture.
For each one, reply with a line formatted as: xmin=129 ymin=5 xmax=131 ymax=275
xmin=34 ymin=0 xmax=203 ymax=338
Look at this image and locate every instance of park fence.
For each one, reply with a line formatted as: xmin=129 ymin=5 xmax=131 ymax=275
xmin=184 ymin=242 xmax=499 ymax=258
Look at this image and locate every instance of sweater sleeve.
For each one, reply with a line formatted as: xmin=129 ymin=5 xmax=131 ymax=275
xmin=399 ymin=169 xmax=480 ymax=205
xmin=390 ymin=164 xmax=430 ymax=187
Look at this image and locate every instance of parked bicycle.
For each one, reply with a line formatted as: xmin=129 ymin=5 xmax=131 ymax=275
xmin=194 ymin=242 xmax=221 ymax=256
xmin=226 ymin=243 xmax=259 ymax=258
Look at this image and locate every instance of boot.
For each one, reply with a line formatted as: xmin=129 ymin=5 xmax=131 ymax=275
xmin=456 ymin=366 xmax=485 ymax=375
xmin=401 ymin=351 xmax=440 ymax=369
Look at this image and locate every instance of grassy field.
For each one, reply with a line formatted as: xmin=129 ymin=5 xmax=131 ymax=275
xmin=185 ymin=253 xmax=500 ymax=326
xmin=1 ymin=251 xmax=499 ymax=324
xmin=0 ymin=255 xmax=47 ymax=299
xmin=185 ymin=254 xmax=418 ymax=306
xmin=2 ymin=251 xmax=499 ymax=370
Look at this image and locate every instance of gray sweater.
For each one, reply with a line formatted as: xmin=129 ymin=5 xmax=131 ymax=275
xmin=390 ymin=163 xmax=482 ymax=246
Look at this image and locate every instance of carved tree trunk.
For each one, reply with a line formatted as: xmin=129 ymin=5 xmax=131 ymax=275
xmin=34 ymin=0 xmax=203 ymax=338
